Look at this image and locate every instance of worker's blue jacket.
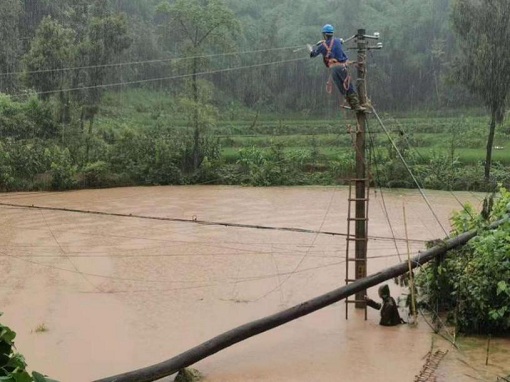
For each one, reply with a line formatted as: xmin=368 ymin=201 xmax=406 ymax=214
xmin=310 ymin=37 xmax=348 ymax=67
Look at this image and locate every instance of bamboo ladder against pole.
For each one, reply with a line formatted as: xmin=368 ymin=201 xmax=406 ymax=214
xmin=344 ymin=29 xmax=382 ymax=317
xmin=353 ymin=28 xmax=369 ymax=310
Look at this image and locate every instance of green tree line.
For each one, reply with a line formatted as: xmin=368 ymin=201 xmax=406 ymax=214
xmin=0 ymin=0 xmax=475 ymax=111
xmin=0 ymin=0 xmax=509 ymax=191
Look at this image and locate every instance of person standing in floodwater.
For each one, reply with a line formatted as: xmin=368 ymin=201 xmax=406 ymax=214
xmin=365 ymin=284 xmax=404 ymax=326
xmin=309 ymin=24 xmax=365 ymax=111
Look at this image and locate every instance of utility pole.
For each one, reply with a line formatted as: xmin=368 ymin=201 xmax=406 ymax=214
xmin=354 ymin=29 xmax=369 ymax=308
xmin=344 ymin=29 xmax=382 ymax=311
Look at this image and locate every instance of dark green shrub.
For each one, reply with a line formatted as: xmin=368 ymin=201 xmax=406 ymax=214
xmin=416 ymin=188 xmax=510 ymax=334
xmin=0 ymin=95 xmax=58 ymax=140
xmin=0 ymin=142 xmax=15 ymax=191
xmin=47 ymin=147 xmax=77 ymax=190
xmin=80 ymin=161 xmax=109 ymax=188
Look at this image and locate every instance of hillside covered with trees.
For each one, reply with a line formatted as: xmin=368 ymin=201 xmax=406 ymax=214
xmin=0 ymin=0 xmax=509 ymax=191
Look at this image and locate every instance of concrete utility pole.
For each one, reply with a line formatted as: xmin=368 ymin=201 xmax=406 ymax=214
xmin=352 ymin=29 xmax=381 ymax=308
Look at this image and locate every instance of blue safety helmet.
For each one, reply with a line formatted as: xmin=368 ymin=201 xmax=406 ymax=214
xmin=322 ymin=24 xmax=335 ymax=34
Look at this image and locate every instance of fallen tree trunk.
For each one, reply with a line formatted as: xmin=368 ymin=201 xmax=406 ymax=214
xmin=95 ymin=217 xmax=508 ymax=382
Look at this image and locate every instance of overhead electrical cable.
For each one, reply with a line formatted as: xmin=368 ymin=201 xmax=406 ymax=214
xmin=15 ymin=57 xmax=309 ymax=97
xmin=0 ymin=202 xmax=428 ymax=243
xmin=366 ymin=120 xmax=403 ymax=262
xmin=1 ymin=249 xmax=348 ymax=288
xmin=252 ymin=187 xmax=339 ymax=302
xmin=0 ymin=251 xmax=404 ymax=261
xmin=388 ymin=114 xmax=481 ymax=221
xmin=37 ymin=210 xmax=101 ymax=292
xmin=371 ymin=107 xmax=450 ymax=237
xmin=0 ymin=45 xmax=304 ymax=77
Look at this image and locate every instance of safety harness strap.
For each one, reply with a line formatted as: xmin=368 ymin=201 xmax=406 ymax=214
xmin=321 ymin=38 xmax=337 ymax=67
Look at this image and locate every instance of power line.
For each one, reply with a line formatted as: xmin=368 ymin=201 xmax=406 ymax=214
xmin=1 ymin=248 xmax=350 ymax=289
xmin=0 ymin=237 xmax=408 ymax=264
xmin=253 ymin=187 xmax=339 ymax=302
xmin=366 ymin=122 xmax=403 ymax=263
xmin=393 ymin=119 xmax=482 ymax=221
xmin=15 ymin=57 xmax=309 ymax=97
xmin=0 ymin=252 xmax=341 ymax=259
xmin=38 ymin=209 xmax=101 ymax=292
xmin=0 ymin=201 xmax=428 ymax=243
xmin=95 ymin=254 xmax=413 ymax=295
xmin=0 ymin=200 xmax=346 ymax=236
xmin=371 ymin=107 xmax=450 ymax=237
xmin=0 ymin=45 xmax=304 ymax=77
xmin=98 ymin=260 xmax=347 ymax=294
xmin=382 ymin=115 xmax=484 ymax=220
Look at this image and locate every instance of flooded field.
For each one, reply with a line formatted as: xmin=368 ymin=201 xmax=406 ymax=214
xmin=0 ymin=186 xmax=508 ymax=381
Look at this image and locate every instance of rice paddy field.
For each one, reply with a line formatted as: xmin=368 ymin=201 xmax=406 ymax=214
xmin=100 ymin=91 xmax=510 ymax=167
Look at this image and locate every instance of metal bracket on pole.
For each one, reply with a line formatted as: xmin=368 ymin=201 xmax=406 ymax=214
xmin=345 ymin=31 xmax=382 ymax=50
xmin=365 ymin=33 xmax=382 ymax=50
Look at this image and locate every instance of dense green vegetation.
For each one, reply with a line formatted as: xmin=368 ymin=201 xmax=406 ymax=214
xmin=1 ymin=89 xmax=510 ymax=191
xmin=0 ymin=0 xmax=509 ymax=191
xmin=416 ymin=188 xmax=510 ymax=334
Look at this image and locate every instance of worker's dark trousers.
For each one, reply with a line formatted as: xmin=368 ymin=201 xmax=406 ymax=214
xmin=331 ymin=65 xmax=355 ymax=96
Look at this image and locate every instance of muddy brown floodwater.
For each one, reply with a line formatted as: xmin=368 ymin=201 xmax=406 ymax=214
xmin=0 ymin=186 xmax=508 ymax=382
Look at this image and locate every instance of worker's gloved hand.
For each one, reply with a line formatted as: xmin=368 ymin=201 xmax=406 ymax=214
xmin=365 ymin=296 xmax=381 ymax=310
xmin=306 ymin=44 xmax=313 ymax=53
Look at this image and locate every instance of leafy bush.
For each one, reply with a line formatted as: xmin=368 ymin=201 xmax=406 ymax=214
xmin=330 ymin=151 xmax=355 ymax=179
xmin=416 ymin=187 xmax=510 ymax=334
xmin=0 ymin=139 xmax=52 ymax=191
xmin=47 ymin=146 xmax=77 ymax=190
xmin=80 ymin=161 xmax=109 ymax=188
xmin=0 ymin=142 xmax=15 ymax=191
xmin=108 ymin=129 xmax=185 ymax=185
xmin=0 ymin=94 xmax=58 ymax=140
xmin=237 ymin=146 xmax=278 ymax=186
xmin=8 ymin=140 xmax=49 ymax=183
xmin=418 ymin=150 xmax=461 ymax=190
xmin=236 ymin=142 xmax=309 ymax=186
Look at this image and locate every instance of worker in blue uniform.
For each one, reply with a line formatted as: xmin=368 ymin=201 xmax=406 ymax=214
xmin=309 ymin=24 xmax=365 ymax=111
